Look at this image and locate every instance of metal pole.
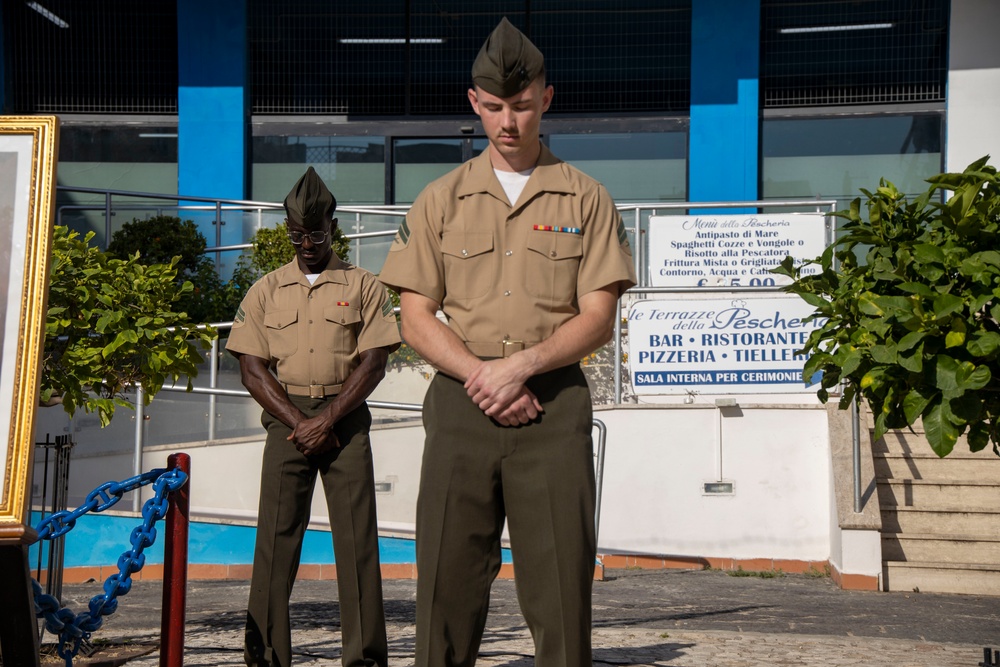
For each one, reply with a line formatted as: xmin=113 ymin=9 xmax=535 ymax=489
xmin=160 ymin=452 xmax=190 ymax=667
xmin=48 ymin=436 xmax=73 ymax=603
xmin=208 ymin=338 xmax=219 ymax=442
xmin=215 ymin=201 xmax=224 ymax=270
xmin=613 ymin=306 xmax=623 ymax=405
xmin=354 ymin=212 xmax=362 ymax=266
xmin=105 ymin=191 xmax=113 ymax=245
xmin=593 ymin=418 xmax=607 ymax=544
xmin=36 ymin=435 xmax=51 ymax=582
xmin=133 ymin=386 xmax=145 ymax=514
xmin=716 ymin=406 xmax=724 ymax=481
xmin=632 ymin=206 xmax=642 ymax=286
xmin=852 ymin=395 xmax=862 ymax=513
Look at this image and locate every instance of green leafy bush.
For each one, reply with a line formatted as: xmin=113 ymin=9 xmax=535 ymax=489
xmin=776 ymin=157 xmax=1000 ymax=457
xmin=380 ymin=286 xmax=428 ymax=374
xmin=107 ymin=215 xmax=226 ymax=324
xmin=107 ymin=215 xmax=207 ymax=273
xmin=45 ymin=226 xmax=216 ymax=426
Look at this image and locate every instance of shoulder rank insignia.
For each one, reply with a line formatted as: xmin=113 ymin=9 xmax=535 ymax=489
xmin=389 ymin=217 xmax=411 ymax=251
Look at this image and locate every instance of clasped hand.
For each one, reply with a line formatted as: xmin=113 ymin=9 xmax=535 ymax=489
xmin=465 ymin=358 xmax=543 ymax=426
xmin=288 ymin=413 xmax=340 ymax=455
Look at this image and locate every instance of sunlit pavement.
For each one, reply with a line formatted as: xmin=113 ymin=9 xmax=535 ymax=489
xmin=51 ymin=568 xmax=998 ymax=666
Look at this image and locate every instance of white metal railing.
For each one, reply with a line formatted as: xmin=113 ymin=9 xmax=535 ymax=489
xmin=56 ymin=188 xmax=863 ymax=513
xmin=156 ymin=374 xmax=609 ymax=541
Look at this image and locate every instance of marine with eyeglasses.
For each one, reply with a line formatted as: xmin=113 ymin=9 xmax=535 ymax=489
xmin=227 ymin=166 xmax=400 ymax=667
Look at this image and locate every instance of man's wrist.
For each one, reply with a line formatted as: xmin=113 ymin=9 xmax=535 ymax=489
xmin=512 ymin=347 xmax=543 ymax=380
xmin=317 ymin=407 xmax=339 ymax=431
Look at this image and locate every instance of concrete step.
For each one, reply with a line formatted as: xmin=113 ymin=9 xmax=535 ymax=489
xmin=881 ymin=532 xmax=1000 ymax=566
xmin=873 ymin=452 xmax=999 ymax=481
xmin=876 ymin=479 xmax=1000 ymax=510
xmin=882 ymin=561 xmax=1000 ymax=595
xmin=880 ymin=507 xmax=999 ymax=534
xmin=873 ymin=430 xmax=1000 ymax=459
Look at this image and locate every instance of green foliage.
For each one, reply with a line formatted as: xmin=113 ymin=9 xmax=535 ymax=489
xmin=107 ymin=215 xmax=227 ymax=324
xmin=107 ymin=215 xmax=207 ymax=273
xmin=804 ymin=564 xmax=832 ymax=579
xmin=386 ymin=342 xmax=427 ymax=374
xmin=380 ymin=286 xmax=429 ymax=374
xmin=44 ymin=226 xmax=216 ymax=426
xmin=581 ymin=336 xmax=632 ymax=404
xmin=728 ymin=566 xmax=785 ymax=579
xmin=775 ymin=156 xmax=1000 ymax=457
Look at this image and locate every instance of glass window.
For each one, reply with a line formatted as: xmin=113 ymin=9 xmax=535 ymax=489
xmin=251 ymin=136 xmax=386 ymax=205
xmin=535 ymin=0 xmax=691 ymax=114
xmin=761 ymin=114 xmax=943 ymax=211
xmin=249 ymin=0 xmax=406 ymax=114
xmin=393 ymin=138 xmax=467 ymax=204
xmin=249 ymin=0 xmax=691 ymax=115
xmin=4 ymin=0 xmax=178 ymax=114
xmin=409 ymin=2 xmax=526 ymax=115
xmin=548 ymin=132 xmax=687 ymax=203
xmin=761 ymin=0 xmax=949 ymax=108
xmin=56 ymin=125 xmax=179 ymax=246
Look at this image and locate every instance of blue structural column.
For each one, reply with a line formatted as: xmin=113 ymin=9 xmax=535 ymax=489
xmin=688 ymin=0 xmax=760 ymax=205
xmin=177 ymin=0 xmax=248 ymax=245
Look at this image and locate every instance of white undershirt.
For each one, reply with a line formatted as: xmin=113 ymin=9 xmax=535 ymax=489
xmin=494 ymin=167 xmax=535 ymax=206
xmin=305 ymin=273 xmax=319 ymax=285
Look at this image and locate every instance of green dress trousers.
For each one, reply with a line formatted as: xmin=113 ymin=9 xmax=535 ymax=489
xmin=245 ymin=396 xmax=388 ymax=667
xmin=415 ymin=364 xmax=597 ymax=667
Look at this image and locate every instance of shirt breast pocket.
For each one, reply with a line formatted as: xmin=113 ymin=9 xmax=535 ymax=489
xmin=264 ymin=308 xmax=299 ymax=359
xmin=441 ymin=231 xmax=494 ymax=300
xmin=324 ymin=304 xmax=362 ymax=353
xmin=524 ymin=229 xmax=584 ymax=300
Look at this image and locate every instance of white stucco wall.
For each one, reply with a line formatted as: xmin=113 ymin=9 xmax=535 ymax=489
xmin=946 ymin=0 xmax=1000 ymax=172
xmin=593 ymin=405 xmax=831 ymax=560
xmin=68 ymin=400 xmax=834 ymax=565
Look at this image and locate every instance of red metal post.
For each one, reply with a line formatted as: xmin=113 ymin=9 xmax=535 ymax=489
xmin=160 ymin=452 xmax=190 ymax=667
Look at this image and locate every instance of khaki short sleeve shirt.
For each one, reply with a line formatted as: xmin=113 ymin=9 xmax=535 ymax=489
xmin=226 ymin=255 xmax=401 ymax=386
xmin=379 ymin=145 xmax=637 ymax=346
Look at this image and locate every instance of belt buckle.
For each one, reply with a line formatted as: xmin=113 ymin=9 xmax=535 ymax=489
xmin=309 ymin=384 xmax=325 ymax=399
xmin=501 ymin=339 xmax=525 ymax=357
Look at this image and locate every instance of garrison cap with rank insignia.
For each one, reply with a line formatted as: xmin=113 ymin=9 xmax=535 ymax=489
xmin=472 ymin=17 xmax=545 ymax=98
xmin=284 ymin=166 xmax=337 ymax=230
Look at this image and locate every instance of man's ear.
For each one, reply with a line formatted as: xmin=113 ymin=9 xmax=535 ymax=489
xmin=468 ymin=87 xmax=481 ymax=116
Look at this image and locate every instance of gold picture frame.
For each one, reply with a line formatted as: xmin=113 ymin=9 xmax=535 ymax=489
xmin=0 ymin=116 xmax=58 ymax=545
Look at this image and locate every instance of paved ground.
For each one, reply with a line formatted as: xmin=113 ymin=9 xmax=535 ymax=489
xmin=45 ymin=568 xmax=1000 ymax=666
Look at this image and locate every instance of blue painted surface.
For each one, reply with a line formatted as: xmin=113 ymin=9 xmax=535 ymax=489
xmin=177 ymin=0 xmax=248 ymax=245
xmin=28 ymin=512 xmax=513 ymax=568
xmin=689 ymin=0 xmax=760 ymax=207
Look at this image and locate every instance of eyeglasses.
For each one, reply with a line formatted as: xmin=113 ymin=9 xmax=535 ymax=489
xmin=286 ymin=230 xmax=329 ymax=245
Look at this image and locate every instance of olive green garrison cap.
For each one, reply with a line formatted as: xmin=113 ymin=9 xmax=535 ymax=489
xmin=472 ymin=17 xmax=545 ymax=98
xmin=284 ymin=166 xmax=336 ymax=230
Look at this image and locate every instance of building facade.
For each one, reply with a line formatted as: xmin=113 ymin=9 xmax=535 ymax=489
xmin=8 ymin=0 xmax=1000 ymax=591
xmin=4 ymin=0 xmax=998 ymax=249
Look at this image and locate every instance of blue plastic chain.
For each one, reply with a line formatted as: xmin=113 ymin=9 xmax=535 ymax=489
xmin=32 ymin=466 xmax=188 ymax=666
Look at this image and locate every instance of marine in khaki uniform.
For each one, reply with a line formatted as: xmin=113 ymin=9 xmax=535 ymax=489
xmin=227 ymin=167 xmax=400 ymax=667
xmin=378 ymin=18 xmax=637 ymax=667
